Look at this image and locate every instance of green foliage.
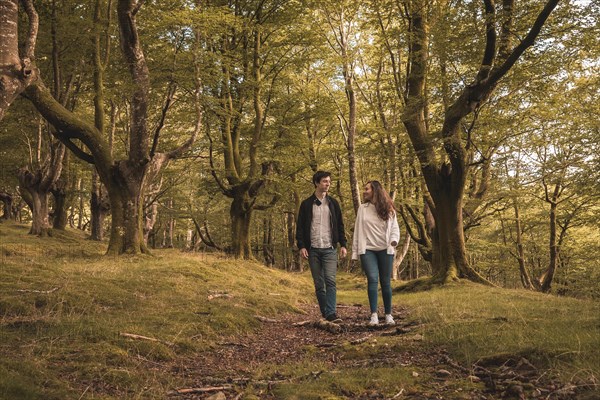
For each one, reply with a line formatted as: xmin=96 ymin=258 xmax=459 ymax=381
xmin=1 ymin=0 xmax=597 ymax=294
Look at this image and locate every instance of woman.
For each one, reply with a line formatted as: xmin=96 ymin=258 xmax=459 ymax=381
xmin=352 ymin=180 xmax=400 ymax=326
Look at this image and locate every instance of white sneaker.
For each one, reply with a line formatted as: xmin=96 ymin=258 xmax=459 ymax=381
xmin=368 ymin=313 xmax=379 ymax=326
xmin=385 ymin=314 xmax=395 ymax=325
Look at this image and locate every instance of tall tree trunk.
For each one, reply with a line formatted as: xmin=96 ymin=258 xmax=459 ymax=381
xmin=51 ymin=181 xmax=67 ymax=229
xmin=0 ymin=192 xmax=12 ymax=220
xmin=392 ymin=234 xmax=411 ymax=280
xmin=345 ymin=72 xmax=360 ymax=213
xmin=165 ymin=198 xmax=174 ymax=248
xmin=230 ymin=186 xmax=253 ymax=259
xmin=28 ymin=189 xmax=50 ymax=236
xmin=262 ymin=216 xmax=274 ymax=267
xmin=77 ymin=177 xmax=84 ymax=230
xmin=540 ymin=182 xmax=561 ymax=292
xmin=51 ymin=150 xmax=70 ymax=230
xmin=512 ymin=197 xmax=535 ymax=289
xmin=104 ymin=162 xmax=148 ymax=255
xmin=288 ymin=175 xmax=302 ymax=271
xmin=107 ymin=171 xmax=148 ymax=255
xmin=90 ymin=171 xmax=108 ymax=240
xmin=143 ymin=201 xmax=158 ymax=245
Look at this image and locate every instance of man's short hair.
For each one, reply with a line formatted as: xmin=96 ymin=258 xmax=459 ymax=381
xmin=312 ymin=170 xmax=331 ymax=186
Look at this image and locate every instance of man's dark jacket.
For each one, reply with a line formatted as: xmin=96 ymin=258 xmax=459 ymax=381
xmin=296 ymin=193 xmax=347 ymax=250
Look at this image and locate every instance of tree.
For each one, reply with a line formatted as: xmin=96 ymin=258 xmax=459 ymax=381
xmin=318 ymin=2 xmax=362 ymax=213
xmin=205 ymin=0 xmax=303 ymax=259
xmin=399 ymin=0 xmax=560 ymax=284
xmin=21 ymin=0 xmax=198 ymax=254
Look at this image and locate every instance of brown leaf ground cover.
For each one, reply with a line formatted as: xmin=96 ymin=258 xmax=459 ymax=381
xmin=165 ymin=304 xmax=589 ymax=399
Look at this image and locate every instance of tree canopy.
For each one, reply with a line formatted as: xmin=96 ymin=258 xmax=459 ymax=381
xmin=0 ymin=0 xmax=598 ymax=295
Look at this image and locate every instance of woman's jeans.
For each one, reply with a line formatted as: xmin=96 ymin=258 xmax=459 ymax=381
xmin=360 ymin=249 xmax=393 ymax=314
xmin=308 ymin=247 xmax=338 ymax=318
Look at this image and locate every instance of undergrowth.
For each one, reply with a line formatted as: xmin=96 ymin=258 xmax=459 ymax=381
xmin=1 ymin=221 xmax=598 ymax=399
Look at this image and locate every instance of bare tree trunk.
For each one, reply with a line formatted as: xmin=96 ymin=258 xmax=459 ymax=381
xmin=540 ymin=182 xmax=561 ymax=292
xmin=230 ymin=187 xmax=253 ymax=259
xmin=0 ymin=0 xmax=38 ymax=121
xmin=288 ymin=175 xmax=302 ymax=271
xmin=0 ymin=192 xmax=12 ymax=220
xmin=392 ymin=234 xmax=411 ymax=280
xmin=144 ymin=201 xmax=158 ymax=244
xmin=165 ymin=198 xmax=174 ymax=248
xmin=512 ymin=197 xmax=535 ymax=289
xmin=262 ymin=216 xmax=274 ymax=267
xmin=90 ymin=170 xmax=108 ymax=240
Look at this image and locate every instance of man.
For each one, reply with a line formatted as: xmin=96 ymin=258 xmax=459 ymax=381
xmin=296 ymin=171 xmax=347 ymax=323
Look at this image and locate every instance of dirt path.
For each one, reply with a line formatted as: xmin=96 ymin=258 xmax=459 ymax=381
xmin=168 ymin=304 xmax=585 ymax=400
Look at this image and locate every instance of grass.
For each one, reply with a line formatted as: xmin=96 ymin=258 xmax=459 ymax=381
xmin=0 ymin=221 xmax=313 ymax=399
xmin=396 ymin=280 xmax=600 ymax=389
xmin=1 ymin=220 xmax=598 ymax=399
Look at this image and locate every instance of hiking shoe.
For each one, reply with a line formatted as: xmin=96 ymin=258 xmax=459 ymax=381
xmin=368 ymin=313 xmax=379 ymax=326
xmin=326 ymin=314 xmax=342 ymax=324
xmin=385 ymin=314 xmax=395 ymax=325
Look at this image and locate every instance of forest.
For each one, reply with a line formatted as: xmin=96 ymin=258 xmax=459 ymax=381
xmin=2 ymin=0 xmax=598 ymax=297
xmin=0 ymin=0 xmax=599 ymax=398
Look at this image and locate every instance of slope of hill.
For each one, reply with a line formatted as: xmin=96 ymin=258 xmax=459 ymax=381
xmin=1 ymin=222 xmax=598 ymax=399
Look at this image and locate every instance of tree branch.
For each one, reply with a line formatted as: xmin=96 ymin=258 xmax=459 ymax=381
xmin=478 ymin=0 xmax=497 ymax=82
xmin=150 ymin=83 xmax=176 ymax=158
xmin=488 ymin=0 xmax=560 ymax=85
xmin=20 ymin=0 xmax=38 ymax=61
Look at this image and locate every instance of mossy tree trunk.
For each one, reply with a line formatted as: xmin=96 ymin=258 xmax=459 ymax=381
xmin=104 ymin=162 xmax=148 ymax=255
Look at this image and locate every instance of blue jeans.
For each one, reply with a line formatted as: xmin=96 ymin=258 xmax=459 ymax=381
xmin=360 ymin=250 xmax=393 ymax=314
xmin=308 ymin=247 xmax=338 ymax=318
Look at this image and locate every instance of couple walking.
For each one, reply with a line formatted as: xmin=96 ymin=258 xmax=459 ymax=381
xmin=296 ymin=171 xmax=400 ymax=326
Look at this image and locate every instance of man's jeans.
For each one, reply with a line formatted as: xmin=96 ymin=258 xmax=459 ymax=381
xmin=308 ymin=247 xmax=338 ymax=318
xmin=360 ymin=249 xmax=393 ymax=314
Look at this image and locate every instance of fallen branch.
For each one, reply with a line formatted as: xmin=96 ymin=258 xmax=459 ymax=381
xmin=16 ymin=287 xmax=59 ymax=294
xmin=313 ymin=319 xmax=343 ymax=333
xmin=349 ymin=335 xmax=372 ymax=345
xmin=292 ymin=320 xmax=312 ymax=327
xmin=119 ymin=332 xmax=174 ymax=347
xmin=167 ymin=385 xmax=233 ymax=396
xmin=207 ymin=293 xmax=232 ymax=300
xmin=219 ymin=342 xmax=249 ymax=348
xmin=255 ymin=315 xmax=278 ymax=323
xmin=292 ymin=319 xmax=342 ymax=333
xmin=315 ymin=342 xmax=337 ymax=348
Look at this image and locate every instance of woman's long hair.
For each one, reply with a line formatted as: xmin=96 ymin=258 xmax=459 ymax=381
xmin=367 ymin=180 xmax=396 ymax=220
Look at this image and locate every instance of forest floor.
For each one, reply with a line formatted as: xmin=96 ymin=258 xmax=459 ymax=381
xmin=1 ymin=222 xmax=597 ymax=400
xmin=166 ymin=303 xmax=593 ymax=400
